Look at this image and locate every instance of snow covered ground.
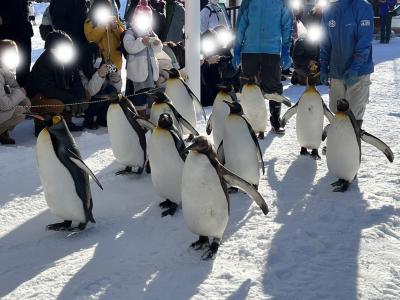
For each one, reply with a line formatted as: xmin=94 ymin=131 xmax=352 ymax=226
xmin=1 ymin=3 xmax=400 ymax=300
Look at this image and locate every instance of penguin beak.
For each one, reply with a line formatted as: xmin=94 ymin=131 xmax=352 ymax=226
xmin=24 ymin=113 xmax=45 ymax=121
xmin=223 ymin=100 xmax=234 ymax=108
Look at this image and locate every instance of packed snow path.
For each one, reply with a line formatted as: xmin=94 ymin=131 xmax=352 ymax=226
xmin=1 ymin=37 xmax=400 ymax=299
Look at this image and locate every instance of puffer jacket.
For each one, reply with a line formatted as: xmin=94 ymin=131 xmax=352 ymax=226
xmin=0 ymin=68 xmax=30 ymax=124
xmin=235 ymin=0 xmax=292 ymax=55
xmin=320 ymin=0 xmax=374 ymax=79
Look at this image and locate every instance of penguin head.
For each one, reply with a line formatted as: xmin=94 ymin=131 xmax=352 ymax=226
xmin=158 ymin=113 xmax=173 ymax=129
xmin=224 ymin=100 xmax=243 ymax=115
xmin=26 ymin=113 xmax=63 ymax=128
xmin=165 ymin=68 xmax=180 ymax=79
xmin=147 ymin=91 xmax=171 ymax=104
xmin=337 ymin=98 xmax=350 ymax=112
xmin=184 ymin=136 xmax=213 ymax=154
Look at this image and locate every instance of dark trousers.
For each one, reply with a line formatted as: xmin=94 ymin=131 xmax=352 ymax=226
xmin=380 ymin=14 xmax=392 ymax=42
xmin=14 ymin=37 xmax=32 ymax=88
xmin=241 ymin=53 xmax=283 ymax=129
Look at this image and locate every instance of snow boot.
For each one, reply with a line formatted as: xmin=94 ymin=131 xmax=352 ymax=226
xmin=0 ymin=131 xmax=15 ymax=145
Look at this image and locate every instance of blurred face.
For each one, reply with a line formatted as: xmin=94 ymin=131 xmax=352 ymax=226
xmin=50 ymin=42 xmax=76 ymax=65
xmin=0 ymin=46 xmax=20 ymax=71
xmin=132 ymin=12 xmax=153 ymax=36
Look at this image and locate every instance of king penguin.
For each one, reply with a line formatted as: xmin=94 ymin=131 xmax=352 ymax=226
xmin=33 ymin=114 xmax=103 ymax=231
xmin=281 ymin=78 xmax=334 ymax=159
xmin=239 ymin=77 xmax=268 ymax=139
xmin=149 ymin=113 xmax=187 ymax=217
xmin=324 ymin=98 xmax=394 ymax=192
xmin=165 ymin=68 xmax=207 ymax=133
xmin=107 ymin=95 xmax=155 ymax=175
xmin=218 ymin=101 xmax=265 ymax=192
xmin=181 ymin=136 xmax=269 ymax=260
xmin=206 ymin=84 xmax=237 ymax=149
xmin=148 ymin=91 xmax=199 ymax=140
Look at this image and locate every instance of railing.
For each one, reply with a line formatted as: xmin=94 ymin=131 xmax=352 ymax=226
xmin=226 ymin=6 xmax=240 ymax=29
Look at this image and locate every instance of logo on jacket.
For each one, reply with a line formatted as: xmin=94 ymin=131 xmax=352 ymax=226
xmin=360 ymin=20 xmax=371 ymax=27
xmin=328 ymin=20 xmax=336 ymax=28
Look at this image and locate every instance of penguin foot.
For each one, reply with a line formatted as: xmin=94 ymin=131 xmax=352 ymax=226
xmin=115 ymin=166 xmax=133 ymax=175
xmin=161 ymin=203 xmax=178 ymax=217
xmin=159 ymin=199 xmax=174 ymax=208
xmin=228 ymin=187 xmax=239 ymax=194
xmin=185 ymin=134 xmax=194 ymax=142
xmin=310 ymin=149 xmax=321 ymax=160
xmin=300 ymin=147 xmax=309 ymax=156
xmin=145 ymin=162 xmax=151 ymax=174
xmin=191 ymin=236 xmax=209 ymax=250
xmin=322 ymin=146 xmax=327 ymax=156
xmin=46 ymin=220 xmax=72 ymax=231
xmin=201 ymin=241 xmax=220 ymax=261
xmin=68 ymin=222 xmax=87 ymax=232
xmin=258 ymin=132 xmax=265 ymax=139
xmin=331 ymin=179 xmax=350 ymax=192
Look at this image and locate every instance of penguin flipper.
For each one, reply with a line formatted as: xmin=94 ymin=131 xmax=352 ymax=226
xmin=281 ymin=102 xmax=298 ymax=128
xmin=241 ymin=116 xmax=265 ymax=175
xmin=322 ymin=124 xmax=330 ymax=141
xmin=220 ymin=164 xmax=269 ymax=215
xmin=66 ymin=148 xmax=104 ymax=190
xmin=264 ymin=93 xmax=292 ymax=107
xmin=179 ymin=77 xmax=207 ymax=121
xmin=136 ymin=118 xmax=156 ymax=131
xmin=322 ymin=101 xmax=334 ymax=123
xmin=361 ymin=132 xmax=394 ymax=162
xmin=217 ymin=141 xmax=225 ymax=165
xmin=166 ymin=103 xmax=199 ymax=136
xmin=206 ymin=114 xmax=213 ymax=135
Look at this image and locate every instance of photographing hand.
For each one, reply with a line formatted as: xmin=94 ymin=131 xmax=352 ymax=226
xmin=97 ymin=64 xmax=108 ymax=77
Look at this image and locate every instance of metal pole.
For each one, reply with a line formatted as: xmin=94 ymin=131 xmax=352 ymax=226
xmin=185 ymin=0 xmax=201 ymax=99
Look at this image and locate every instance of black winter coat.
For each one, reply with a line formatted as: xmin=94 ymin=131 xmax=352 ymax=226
xmin=0 ymin=0 xmax=33 ymax=41
xmin=292 ymin=37 xmax=319 ymax=69
xmin=49 ymin=0 xmax=88 ymax=45
xmin=27 ymin=51 xmax=86 ymax=105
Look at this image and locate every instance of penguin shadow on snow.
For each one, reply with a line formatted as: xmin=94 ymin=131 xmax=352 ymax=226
xmin=261 ymin=169 xmax=396 ymax=299
xmin=225 ymin=279 xmax=253 ymax=300
xmin=259 ymin=130 xmax=284 ymax=155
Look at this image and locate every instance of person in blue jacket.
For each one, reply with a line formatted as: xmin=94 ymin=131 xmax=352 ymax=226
xmin=377 ymin=0 xmax=396 ymax=43
xmin=320 ymin=0 xmax=374 ymax=128
xmin=233 ymin=0 xmax=292 ymax=134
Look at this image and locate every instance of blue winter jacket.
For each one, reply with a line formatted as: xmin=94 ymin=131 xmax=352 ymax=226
xmin=320 ymin=0 xmax=374 ymax=79
xmin=377 ymin=0 xmax=396 ymax=16
xmin=235 ymin=0 xmax=292 ymax=55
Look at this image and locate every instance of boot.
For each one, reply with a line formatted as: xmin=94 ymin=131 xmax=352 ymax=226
xmin=269 ymin=101 xmax=285 ymax=135
xmin=0 ymin=131 xmax=15 ymax=145
xmin=83 ymin=115 xmax=99 ymax=130
xmin=63 ymin=111 xmax=83 ymax=132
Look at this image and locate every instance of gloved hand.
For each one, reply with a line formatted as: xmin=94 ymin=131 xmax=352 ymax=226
xmin=233 ymin=46 xmax=241 ymax=70
xmin=344 ymin=68 xmax=360 ymax=86
xmin=281 ymin=44 xmax=292 ymax=70
xmin=320 ymin=72 xmax=329 ymax=86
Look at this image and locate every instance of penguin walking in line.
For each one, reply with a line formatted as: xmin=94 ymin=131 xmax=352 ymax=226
xmin=107 ymin=95 xmax=155 ymax=175
xmin=239 ymin=77 xmax=268 ymax=139
xmin=31 ymin=114 xmax=103 ymax=231
xmin=206 ymin=84 xmax=237 ymax=148
xmin=149 ymin=113 xmax=188 ymax=217
xmin=218 ymin=101 xmax=265 ymax=193
xmin=323 ymin=98 xmax=394 ymax=192
xmin=165 ymin=68 xmax=207 ymax=131
xmin=281 ymin=79 xmax=334 ymax=160
xmin=181 ymin=136 xmax=269 ymax=260
xmin=147 ymin=91 xmax=199 ymax=140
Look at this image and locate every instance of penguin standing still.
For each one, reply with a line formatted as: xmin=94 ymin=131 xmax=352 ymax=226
xmin=324 ymin=99 xmax=394 ymax=192
xmin=281 ymin=80 xmax=334 ymax=159
xmin=239 ymin=77 xmax=268 ymax=139
xmin=33 ymin=114 xmax=103 ymax=231
xmin=165 ymin=68 xmax=207 ymax=134
xmin=219 ymin=101 xmax=265 ymax=192
xmin=149 ymin=113 xmax=187 ymax=217
xmin=181 ymin=136 xmax=269 ymax=260
xmin=107 ymin=95 xmax=155 ymax=175
xmin=206 ymin=84 xmax=237 ymax=149
xmin=148 ymin=91 xmax=199 ymax=140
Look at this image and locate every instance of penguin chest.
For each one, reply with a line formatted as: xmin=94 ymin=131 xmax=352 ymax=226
xmin=223 ymin=116 xmax=260 ymax=185
xmin=212 ymin=99 xmax=230 ymax=147
xmin=36 ymin=130 xmax=86 ymax=223
xmin=166 ymin=80 xmax=197 ymax=130
xmin=240 ymin=86 xmax=268 ymax=132
xmin=150 ymin=104 xmax=181 ymax=134
xmin=107 ymin=104 xmax=144 ymax=167
xmin=326 ymin=117 xmax=360 ymax=181
xmin=296 ymin=95 xmax=324 ymax=149
xmin=149 ymin=129 xmax=184 ymax=204
xmin=182 ymin=153 xmax=229 ymax=239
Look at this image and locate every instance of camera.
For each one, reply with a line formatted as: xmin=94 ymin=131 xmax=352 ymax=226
xmin=107 ymin=64 xmax=117 ymax=73
xmin=218 ymin=56 xmax=232 ymax=64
